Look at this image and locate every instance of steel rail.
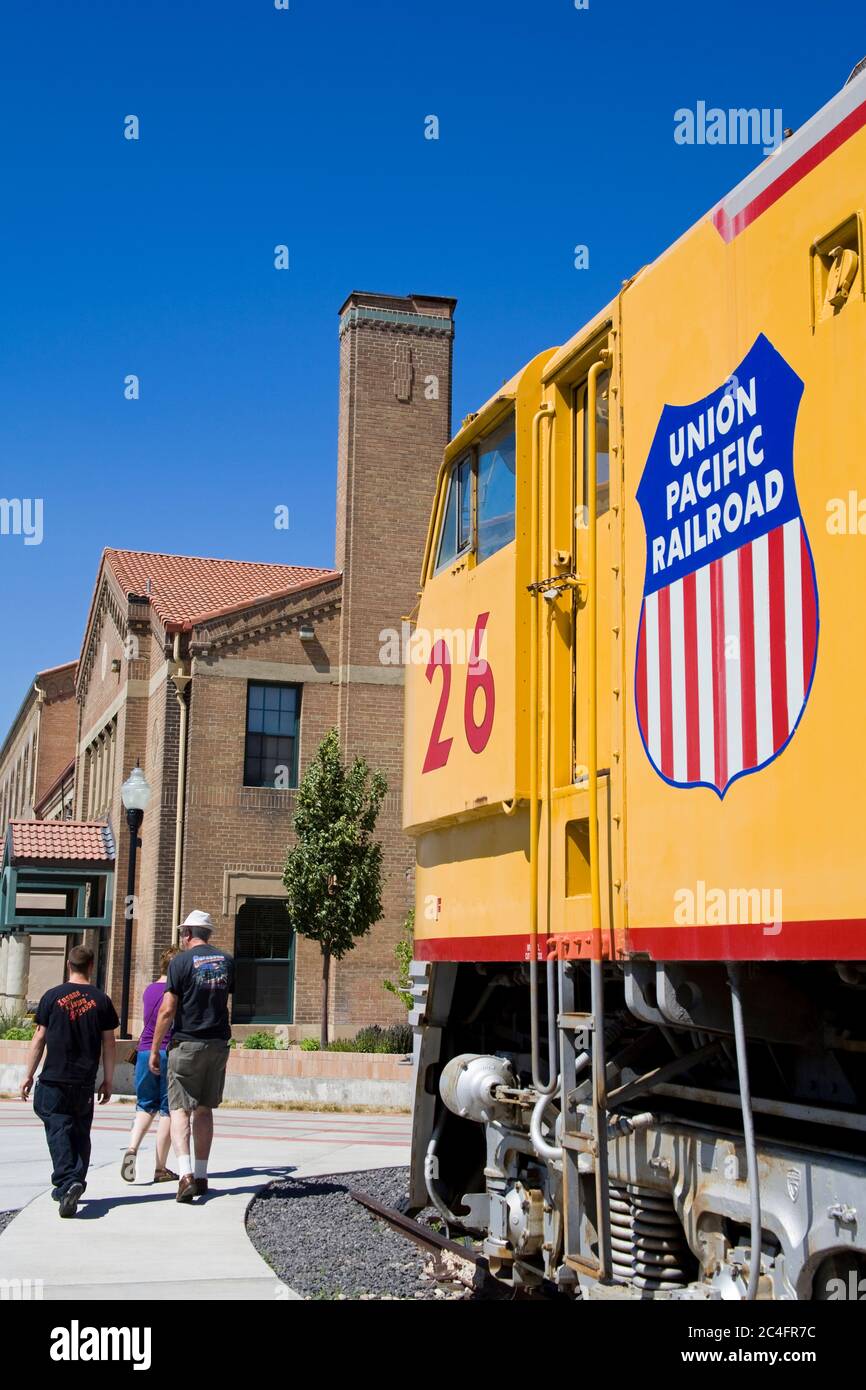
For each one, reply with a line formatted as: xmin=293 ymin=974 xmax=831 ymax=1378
xmin=347 ymin=1188 xmax=481 ymax=1262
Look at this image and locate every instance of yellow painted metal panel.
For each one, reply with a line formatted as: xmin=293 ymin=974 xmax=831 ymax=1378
xmin=620 ymin=119 xmax=866 ymax=956
xmin=405 ymin=77 xmax=866 ymax=963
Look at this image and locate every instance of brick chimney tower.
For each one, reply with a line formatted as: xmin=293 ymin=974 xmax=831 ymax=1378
xmin=332 ymin=290 xmax=455 ymax=1030
xmin=335 ymin=291 xmax=455 ymax=679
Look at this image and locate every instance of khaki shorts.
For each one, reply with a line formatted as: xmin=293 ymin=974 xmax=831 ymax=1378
xmin=167 ymin=1039 xmax=230 ymax=1111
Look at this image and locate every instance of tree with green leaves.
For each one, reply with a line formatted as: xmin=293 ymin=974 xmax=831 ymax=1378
xmin=283 ymin=728 xmax=387 ymax=1045
xmin=384 ymin=907 xmax=414 ymax=1011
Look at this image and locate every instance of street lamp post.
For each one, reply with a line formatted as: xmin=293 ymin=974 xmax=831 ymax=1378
xmin=119 ymin=762 xmax=152 ymax=1039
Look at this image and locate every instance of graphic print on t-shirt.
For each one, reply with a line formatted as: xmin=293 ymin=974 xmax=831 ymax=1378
xmin=167 ymin=946 xmax=235 ymax=1041
xmin=193 ymin=954 xmax=229 ymax=989
xmin=55 ymin=990 xmax=98 ymax=1022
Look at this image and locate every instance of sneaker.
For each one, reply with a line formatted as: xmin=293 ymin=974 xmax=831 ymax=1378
xmin=120 ymin=1150 xmax=137 ymax=1184
xmin=193 ymin=1178 xmax=209 ymax=1197
xmin=176 ymin=1173 xmax=197 ymax=1203
xmin=153 ymin=1167 xmax=179 ymax=1183
xmin=59 ymin=1182 xmax=84 ymax=1218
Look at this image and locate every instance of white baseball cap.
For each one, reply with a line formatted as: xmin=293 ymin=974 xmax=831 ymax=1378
xmin=179 ymin=909 xmax=214 ymax=934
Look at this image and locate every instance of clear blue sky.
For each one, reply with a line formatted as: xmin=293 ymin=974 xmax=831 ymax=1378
xmin=0 ymin=0 xmax=855 ymax=728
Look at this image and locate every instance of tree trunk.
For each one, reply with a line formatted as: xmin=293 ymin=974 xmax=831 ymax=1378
xmin=320 ymin=948 xmax=331 ymax=1047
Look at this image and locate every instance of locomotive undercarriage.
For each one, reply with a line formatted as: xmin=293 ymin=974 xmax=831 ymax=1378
xmin=410 ymin=959 xmax=866 ymax=1300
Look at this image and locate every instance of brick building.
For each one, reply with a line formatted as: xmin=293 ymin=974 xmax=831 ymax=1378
xmin=0 ymin=663 xmax=78 ymax=998
xmin=0 ymin=291 xmax=455 ymax=1036
xmin=0 ymin=662 xmax=77 ymax=827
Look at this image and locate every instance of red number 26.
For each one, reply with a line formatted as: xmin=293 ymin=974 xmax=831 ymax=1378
xmin=422 ymin=613 xmax=495 ymax=773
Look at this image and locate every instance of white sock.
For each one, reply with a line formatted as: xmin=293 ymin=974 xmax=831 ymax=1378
xmin=178 ymin=1155 xmax=193 ymax=1177
xmin=194 ymin=1158 xmax=208 ymax=1179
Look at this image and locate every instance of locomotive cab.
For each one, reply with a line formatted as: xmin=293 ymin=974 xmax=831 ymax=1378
xmin=404 ymin=349 xmax=554 ymax=909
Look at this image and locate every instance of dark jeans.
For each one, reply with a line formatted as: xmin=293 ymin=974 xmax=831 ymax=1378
xmin=33 ymin=1080 xmax=95 ymax=1195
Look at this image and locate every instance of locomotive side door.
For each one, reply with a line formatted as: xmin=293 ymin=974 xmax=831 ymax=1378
xmin=545 ymin=326 xmax=626 ymax=1279
xmin=568 ymin=335 xmax=625 ymax=958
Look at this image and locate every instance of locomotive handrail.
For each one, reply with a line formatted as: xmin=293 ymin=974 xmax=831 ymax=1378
xmin=586 ymin=350 xmax=613 ymax=1281
xmin=529 ymin=400 xmax=558 ymax=1097
xmin=586 ymin=353 xmax=610 ymax=968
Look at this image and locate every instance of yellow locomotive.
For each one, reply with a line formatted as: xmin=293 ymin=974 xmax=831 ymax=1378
xmin=404 ymin=63 xmax=866 ymax=1299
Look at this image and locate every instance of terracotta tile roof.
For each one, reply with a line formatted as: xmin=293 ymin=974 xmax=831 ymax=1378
xmin=8 ymin=820 xmax=115 ymax=866
xmin=103 ymin=549 xmax=340 ymax=631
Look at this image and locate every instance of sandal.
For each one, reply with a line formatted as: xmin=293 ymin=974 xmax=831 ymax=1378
xmin=121 ymin=1150 xmax=137 ymax=1184
xmin=153 ymin=1167 xmax=179 ymax=1183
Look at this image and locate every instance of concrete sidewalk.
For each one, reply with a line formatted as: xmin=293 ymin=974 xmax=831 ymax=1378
xmin=0 ymin=1099 xmax=411 ymax=1300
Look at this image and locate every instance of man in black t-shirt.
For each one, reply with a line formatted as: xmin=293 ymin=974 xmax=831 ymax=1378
xmin=150 ymin=910 xmax=234 ymax=1203
xmin=21 ymin=944 xmax=119 ymax=1218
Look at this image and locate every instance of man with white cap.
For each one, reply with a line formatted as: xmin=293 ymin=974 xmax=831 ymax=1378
xmin=149 ymin=910 xmax=234 ymax=1202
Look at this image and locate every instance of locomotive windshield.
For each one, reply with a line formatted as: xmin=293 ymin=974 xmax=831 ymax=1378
xmin=434 ymin=414 xmax=516 ymax=573
xmin=477 ymin=420 xmax=516 ymax=561
xmin=434 ymin=454 xmax=472 ymax=571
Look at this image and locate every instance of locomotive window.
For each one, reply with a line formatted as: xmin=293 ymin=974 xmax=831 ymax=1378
xmin=476 ymin=419 xmax=516 ymax=563
xmin=581 ymin=370 xmax=611 ymax=519
xmin=435 ymin=455 xmax=473 ymax=571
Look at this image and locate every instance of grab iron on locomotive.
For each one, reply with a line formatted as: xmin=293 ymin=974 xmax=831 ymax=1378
xmin=403 ymin=62 xmax=866 ymax=1300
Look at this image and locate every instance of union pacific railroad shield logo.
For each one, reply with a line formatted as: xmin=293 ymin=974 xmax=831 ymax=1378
xmin=634 ymin=335 xmax=818 ymax=798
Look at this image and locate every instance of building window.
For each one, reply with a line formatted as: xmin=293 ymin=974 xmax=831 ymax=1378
xmin=233 ymin=898 xmax=295 ymax=1023
xmin=86 ymin=740 xmax=94 ymax=817
xmin=244 ymin=682 xmax=301 ymax=788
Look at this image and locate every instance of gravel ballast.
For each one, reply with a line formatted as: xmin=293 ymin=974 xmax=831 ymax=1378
xmin=246 ymin=1165 xmax=478 ymax=1300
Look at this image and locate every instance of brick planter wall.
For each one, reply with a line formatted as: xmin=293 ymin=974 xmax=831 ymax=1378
xmin=0 ymin=1039 xmax=413 ymax=1110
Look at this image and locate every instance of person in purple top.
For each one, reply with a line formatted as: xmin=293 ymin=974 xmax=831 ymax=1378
xmin=120 ymin=946 xmax=180 ymax=1184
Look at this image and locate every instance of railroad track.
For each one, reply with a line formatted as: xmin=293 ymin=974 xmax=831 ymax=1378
xmin=347 ymin=1188 xmax=481 ymax=1262
xmin=347 ymin=1189 xmax=566 ymax=1299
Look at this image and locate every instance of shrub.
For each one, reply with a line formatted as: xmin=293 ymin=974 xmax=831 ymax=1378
xmin=322 ymin=1024 xmax=412 ymax=1054
xmin=0 ymin=1010 xmax=35 ymax=1041
xmin=300 ymin=1037 xmax=320 ymax=1051
xmin=356 ymin=1023 xmax=412 ymax=1054
xmin=242 ymin=1031 xmax=279 ymax=1050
